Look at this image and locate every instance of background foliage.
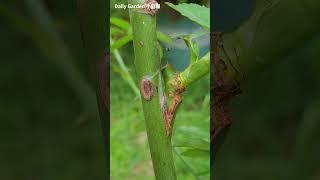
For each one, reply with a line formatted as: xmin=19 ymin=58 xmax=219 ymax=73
xmin=0 ymin=1 xmax=106 ymax=179
xmin=215 ymin=0 xmax=320 ymax=179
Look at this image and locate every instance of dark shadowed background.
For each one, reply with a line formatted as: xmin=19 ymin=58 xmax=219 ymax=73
xmin=213 ymin=0 xmax=320 ymax=179
xmin=0 ymin=1 xmax=106 ymax=179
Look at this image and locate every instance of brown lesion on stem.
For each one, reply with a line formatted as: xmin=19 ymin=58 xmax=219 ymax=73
xmin=211 ymin=32 xmax=242 ymax=143
xmin=140 ymin=77 xmax=154 ymax=101
xmin=161 ymin=73 xmax=185 ymax=139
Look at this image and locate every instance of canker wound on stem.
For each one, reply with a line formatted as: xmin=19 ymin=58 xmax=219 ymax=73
xmin=162 ymin=74 xmax=184 ymax=138
xmin=140 ymin=78 xmax=154 ymax=101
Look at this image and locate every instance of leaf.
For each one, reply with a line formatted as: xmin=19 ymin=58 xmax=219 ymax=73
xmin=239 ymin=0 xmax=320 ymax=78
xmin=183 ymin=35 xmax=200 ymax=63
xmin=189 ymin=30 xmax=209 ymax=39
xmin=165 ymin=2 xmax=210 ymax=29
xmin=180 ymin=148 xmax=210 ymax=159
xmin=110 ymin=17 xmax=130 ymax=31
xmin=173 ymin=138 xmax=209 ymax=151
xmin=110 ymin=61 xmax=132 ymax=82
xmin=111 ymin=34 xmax=133 ymax=51
xmin=157 ymin=31 xmax=173 ymax=45
xmin=197 ymin=170 xmax=210 ymax=176
xmin=110 ymin=27 xmax=125 ymax=36
xmin=158 ymin=42 xmax=164 ymax=61
xmin=177 ymin=126 xmax=208 ymax=139
xmin=177 ymin=52 xmax=210 ymax=88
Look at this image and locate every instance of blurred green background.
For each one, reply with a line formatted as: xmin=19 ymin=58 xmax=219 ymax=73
xmin=215 ymin=0 xmax=320 ymax=179
xmin=110 ymin=0 xmax=210 ymax=179
xmin=0 ymin=1 xmax=106 ymax=179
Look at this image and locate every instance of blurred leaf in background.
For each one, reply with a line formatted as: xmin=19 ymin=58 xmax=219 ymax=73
xmin=214 ymin=0 xmax=320 ymax=179
xmin=0 ymin=0 xmax=106 ymax=179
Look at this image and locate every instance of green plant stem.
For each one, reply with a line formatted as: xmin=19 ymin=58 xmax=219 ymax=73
xmin=179 ymin=52 xmax=210 ymax=88
xmin=168 ymin=52 xmax=210 ymax=93
xmin=129 ymin=0 xmax=177 ymax=179
xmin=110 ymin=38 xmax=140 ymax=97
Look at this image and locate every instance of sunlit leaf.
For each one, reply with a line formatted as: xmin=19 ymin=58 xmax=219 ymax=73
xmin=166 ymin=3 xmax=210 ymax=29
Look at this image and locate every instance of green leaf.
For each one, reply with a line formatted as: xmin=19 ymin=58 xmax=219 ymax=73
xmin=180 ymin=148 xmax=210 ymax=159
xmin=157 ymin=31 xmax=173 ymax=44
xmin=110 ymin=61 xmax=129 ymax=81
xmin=177 ymin=126 xmax=208 ymax=139
xmin=189 ymin=30 xmax=209 ymax=39
xmin=183 ymin=35 xmax=200 ymax=63
xmin=110 ymin=27 xmax=125 ymax=36
xmin=173 ymin=138 xmax=209 ymax=151
xmin=111 ymin=34 xmax=133 ymax=51
xmin=178 ymin=52 xmax=210 ymax=88
xmin=110 ymin=17 xmax=130 ymax=30
xmin=237 ymin=0 xmax=320 ymax=80
xmin=165 ymin=3 xmax=210 ymax=29
xmin=197 ymin=170 xmax=210 ymax=176
xmin=158 ymin=42 xmax=164 ymax=60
